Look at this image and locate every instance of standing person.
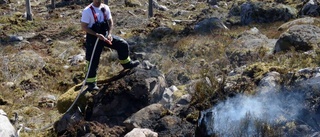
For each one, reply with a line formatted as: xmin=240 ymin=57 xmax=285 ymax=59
xmin=80 ymin=0 xmax=139 ymax=90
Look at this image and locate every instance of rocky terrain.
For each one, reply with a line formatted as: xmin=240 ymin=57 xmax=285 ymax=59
xmin=1 ymin=0 xmax=320 ymax=136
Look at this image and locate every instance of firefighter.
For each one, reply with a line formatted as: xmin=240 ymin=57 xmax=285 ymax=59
xmin=80 ymin=0 xmax=139 ymax=90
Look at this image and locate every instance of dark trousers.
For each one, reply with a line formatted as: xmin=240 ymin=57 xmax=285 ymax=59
xmin=85 ymin=34 xmax=129 ymax=81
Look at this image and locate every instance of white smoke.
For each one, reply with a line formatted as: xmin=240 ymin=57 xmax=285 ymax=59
xmin=206 ymin=87 xmax=305 ymax=136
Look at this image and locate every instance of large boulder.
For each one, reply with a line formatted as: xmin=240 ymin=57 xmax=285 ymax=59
xmin=154 ymin=115 xmax=195 ymax=136
xmin=229 ymin=1 xmax=297 ymax=25
xmin=194 ymin=17 xmax=228 ymax=34
xmin=299 ymin=0 xmax=320 ymax=17
xmin=229 ymin=27 xmax=275 ymax=49
xmin=55 ymin=64 xmax=167 ymax=136
xmin=278 ymin=17 xmax=320 ymax=31
xmin=55 ymin=62 xmax=197 ymax=136
xmin=227 ymin=27 xmax=276 ymax=66
xmin=123 ymin=103 xmax=167 ymax=131
xmin=0 ymin=0 xmax=7 ymax=4
xmin=274 ymin=24 xmax=320 ymax=53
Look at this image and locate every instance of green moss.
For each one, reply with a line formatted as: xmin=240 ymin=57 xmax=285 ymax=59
xmin=13 ymin=88 xmax=26 ymax=98
xmin=172 ymin=90 xmax=187 ymax=100
xmin=186 ymin=110 xmax=199 ymax=123
xmin=272 ymin=50 xmax=317 ymax=70
xmin=22 ymin=106 xmax=42 ymax=117
xmin=160 ymin=109 xmax=170 ymax=117
xmin=56 ymin=83 xmax=87 ymax=113
xmin=43 ymin=64 xmax=59 ymax=77
xmin=0 ymin=12 xmax=46 ymax=35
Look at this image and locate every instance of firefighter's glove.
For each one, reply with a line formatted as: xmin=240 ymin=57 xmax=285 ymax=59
xmin=96 ymin=34 xmax=112 ymax=45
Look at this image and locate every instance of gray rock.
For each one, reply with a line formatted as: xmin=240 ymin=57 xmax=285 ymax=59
xmin=68 ymin=53 xmax=85 ymax=66
xmin=54 ymin=111 xmax=83 ymax=134
xmin=278 ymin=17 xmax=320 ymax=31
xmin=124 ymin=128 xmax=158 ymax=137
xmin=274 ymin=24 xmax=320 ymax=53
xmin=9 ymin=35 xmax=23 ymax=42
xmin=125 ymin=0 xmax=142 ymax=7
xmin=231 ymin=27 xmax=274 ymax=49
xmin=207 ymin=0 xmax=218 ymax=6
xmin=0 ymin=0 xmax=7 ymax=5
xmin=166 ymin=69 xmax=191 ymax=86
xmin=142 ymin=60 xmax=155 ymax=70
xmin=0 ymin=109 xmax=18 ymax=137
xmin=176 ymin=94 xmax=191 ymax=105
xmin=227 ymin=27 xmax=275 ymax=66
xmin=152 ymin=0 xmax=168 ymax=11
xmin=258 ymin=71 xmax=281 ymax=93
xmin=123 ymin=104 xmax=167 ymax=131
xmin=300 ymin=0 xmax=320 ymax=17
xmin=151 ymin=26 xmax=174 ymax=39
xmin=194 ymin=17 xmax=228 ymax=34
xmin=239 ymin=2 xmax=296 ymax=25
xmin=156 ymin=115 xmax=194 ymax=136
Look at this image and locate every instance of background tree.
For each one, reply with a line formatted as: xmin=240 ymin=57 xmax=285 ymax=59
xmin=148 ymin=0 xmax=153 ymax=17
xmin=51 ymin=0 xmax=55 ymax=9
xmin=25 ymin=0 xmax=33 ymax=20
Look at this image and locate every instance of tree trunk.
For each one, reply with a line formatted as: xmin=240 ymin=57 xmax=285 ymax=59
xmin=51 ymin=0 xmax=55 ymax=9
xmin=148 ymin=0 xmax=153 ymax=18
xmin=25 ymin=0 xmax=33 ymax=21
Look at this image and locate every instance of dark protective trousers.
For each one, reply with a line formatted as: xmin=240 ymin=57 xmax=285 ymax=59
xmin=85 ymin=34 xmax=129 ymax=81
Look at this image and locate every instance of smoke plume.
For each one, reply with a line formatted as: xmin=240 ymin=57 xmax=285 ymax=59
xmin=203 ymin=87 xmax=305 ymax=136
